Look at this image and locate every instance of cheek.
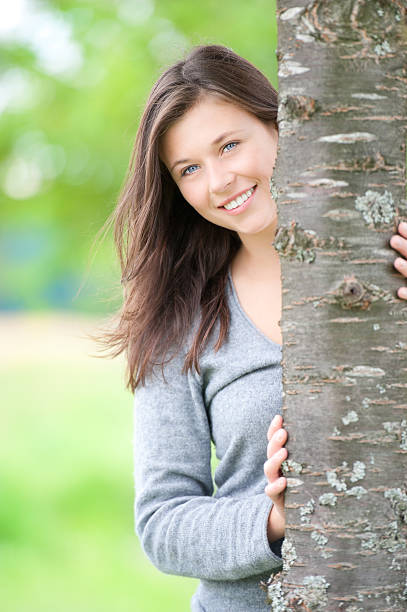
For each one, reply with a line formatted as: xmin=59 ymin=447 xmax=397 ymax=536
xmin=259 ymin=147 xmax=277 ymax=171
xmin=243 ymin=146 xmax=274 ymax=178
xmin=178 ymin=183 xmax=193 ymax=205
xmin=180 ymin=184 xmax=207 ymax=212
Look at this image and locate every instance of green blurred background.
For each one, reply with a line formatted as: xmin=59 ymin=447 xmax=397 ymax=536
xmin=1 ymin=1 xmax=278 ymax=610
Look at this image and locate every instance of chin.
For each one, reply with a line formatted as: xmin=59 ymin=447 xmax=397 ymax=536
xmin=238 ymin=215 xmax=277 ymax=236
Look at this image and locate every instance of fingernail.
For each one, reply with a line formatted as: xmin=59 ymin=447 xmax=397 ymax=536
xmin=400 ymin=221 xmax=407 ymax=231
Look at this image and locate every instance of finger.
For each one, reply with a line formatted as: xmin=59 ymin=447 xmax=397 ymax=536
xmin=397 ymin=287 xmax=407 ymax=300
xmin=390 ymin=234 xmax=407 ymax=258
xmin=267 ymin=414 xmax=283 ymax=441
xmin=265 ymin=477 xmax=287 ymax=501
xmin=394 ymin=257 xmax=407 ymax=277
xmin=397 ymin=220 xmax=407 ymax=238
xmin=267 ymin=427 xmax=288 ymax=459
xmin=264 ymin=447 xmax=288 ymax=482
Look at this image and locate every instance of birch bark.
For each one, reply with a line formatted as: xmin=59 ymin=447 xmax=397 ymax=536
xmin=265 ymin=1 xmax=407 ymax=609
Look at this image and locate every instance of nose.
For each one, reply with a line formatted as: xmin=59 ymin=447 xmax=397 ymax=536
xmin=207 ymin=160 xmax=234 ymax=196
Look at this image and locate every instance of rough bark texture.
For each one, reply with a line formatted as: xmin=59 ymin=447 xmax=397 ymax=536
xmin=265 ymin=1 xmax=407 ymax=610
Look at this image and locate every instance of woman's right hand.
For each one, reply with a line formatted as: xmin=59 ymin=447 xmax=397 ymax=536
xmin=264 ymin=414 xmax=287 ymax=542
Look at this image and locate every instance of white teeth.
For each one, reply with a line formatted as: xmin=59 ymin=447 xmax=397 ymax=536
xmin=224 ymin=187 xmax=254 ymax=210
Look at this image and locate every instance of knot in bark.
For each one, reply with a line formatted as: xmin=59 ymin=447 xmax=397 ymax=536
xmin=343 ymin=279 xmax=365 ymax=303
xmin=334 ymin=275 xmax=372 ymax=310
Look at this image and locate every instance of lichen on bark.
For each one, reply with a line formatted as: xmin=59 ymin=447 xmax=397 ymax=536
xmin=354 ymin=189 xmax=396 ymax=227
xmin=273 ymin=220 xmax=346 ymax=263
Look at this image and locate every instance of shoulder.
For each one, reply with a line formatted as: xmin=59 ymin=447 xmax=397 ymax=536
xmin=137 ymin=276 xmax=234 ymax=391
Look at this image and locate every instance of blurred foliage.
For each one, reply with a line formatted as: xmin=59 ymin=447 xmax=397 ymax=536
xmin=0 ymin=0 xmax=278 ymax=313
xmin=0 ymin=346 xmax=200 ymax=611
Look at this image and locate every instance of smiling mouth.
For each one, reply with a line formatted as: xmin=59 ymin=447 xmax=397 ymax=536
xmin=220 ymin=185 xmax=257 ymax=210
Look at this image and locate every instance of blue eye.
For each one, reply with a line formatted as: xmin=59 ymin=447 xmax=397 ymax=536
xmin=181 ymin=164 xmax=199 ymax=176
xmin=224 ymin=141 xmax=238 ymax=152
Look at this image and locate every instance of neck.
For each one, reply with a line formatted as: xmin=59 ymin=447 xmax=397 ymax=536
xmin=236 ymin=217 xmax=280 ymax=274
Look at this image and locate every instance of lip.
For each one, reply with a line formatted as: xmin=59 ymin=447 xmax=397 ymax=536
xmin=220 ymin=185 xmax=257 ymax=215
xmin=218 ymin=185 xmax=257 ymax=208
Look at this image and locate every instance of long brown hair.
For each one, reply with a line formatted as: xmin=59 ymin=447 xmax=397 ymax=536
xmin=95 ymin=44 xmax=278 ymax=392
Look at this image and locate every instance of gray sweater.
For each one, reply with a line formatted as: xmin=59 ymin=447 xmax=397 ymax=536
xmin=133 ymin=272 xmax=283 ymax=611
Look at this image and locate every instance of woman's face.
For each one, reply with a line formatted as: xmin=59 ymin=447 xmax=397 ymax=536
xmin=159 ymin=93 xmax=279 ymax=239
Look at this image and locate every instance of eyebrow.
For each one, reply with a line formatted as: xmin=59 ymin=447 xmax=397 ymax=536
xmin=170 ymin=130 xmax=244 ymax=173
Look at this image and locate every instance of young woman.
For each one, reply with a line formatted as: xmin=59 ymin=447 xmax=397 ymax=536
xmin=100 ymin=45 xmax=407 ymax=611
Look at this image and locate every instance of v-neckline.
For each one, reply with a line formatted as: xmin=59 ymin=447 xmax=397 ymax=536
xmin=227 ymin=269 xmax=282 ymax=350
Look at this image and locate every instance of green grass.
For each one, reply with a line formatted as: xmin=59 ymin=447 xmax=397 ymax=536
xmin=0 ymin=336 xmax=199 ymax=612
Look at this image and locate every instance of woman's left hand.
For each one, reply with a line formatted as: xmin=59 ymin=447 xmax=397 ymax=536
xmin=390 ymin=221 xmax=407 ymax=300
xmin=264 ymin=415 xmax=287 ymax=542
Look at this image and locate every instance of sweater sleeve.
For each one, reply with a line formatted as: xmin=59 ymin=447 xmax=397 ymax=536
xmin=133 ymin=349 xmax=283 ymax=581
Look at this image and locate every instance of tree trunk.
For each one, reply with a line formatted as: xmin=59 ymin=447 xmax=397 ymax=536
xmin=266 ymin=1 xmax=407 ymax=609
